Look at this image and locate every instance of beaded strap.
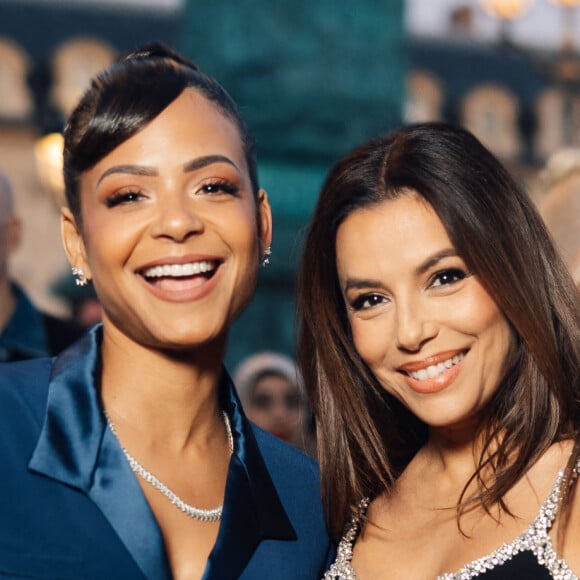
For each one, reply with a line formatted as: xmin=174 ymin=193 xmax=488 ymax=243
xmin=323 ymin=457 xmax=580 ymax=580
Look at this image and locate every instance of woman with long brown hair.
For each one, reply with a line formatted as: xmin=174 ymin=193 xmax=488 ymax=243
xmin=299 ymin=122 xmax=580 ymax=579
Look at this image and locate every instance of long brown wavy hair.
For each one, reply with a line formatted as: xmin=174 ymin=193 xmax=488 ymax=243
xmin=297 ymin=122 xmax=580 ymax=541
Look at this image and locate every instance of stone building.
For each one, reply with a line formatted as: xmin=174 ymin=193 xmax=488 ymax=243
xmin=0 ymin=0 xmax=576 ymax=365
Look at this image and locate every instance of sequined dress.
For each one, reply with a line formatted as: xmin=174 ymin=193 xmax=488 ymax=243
xmin=323 ymin=459 xmax=580 ymax=579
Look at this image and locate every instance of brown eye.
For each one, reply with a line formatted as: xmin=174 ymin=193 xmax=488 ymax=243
xmin=351 ymin=294 xmax=385 ymax=311
xmin=198 ymin=180 xmax=239 ymax=196
xmin=105 ymin=191 xmax=145 ymax=208
xmin=431 ymin=269 xmax=467 ymax=288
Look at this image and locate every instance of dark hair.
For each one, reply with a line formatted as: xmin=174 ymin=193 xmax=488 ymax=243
xmin=298 ymin=122 xmax=580 ymax=540
xmin=63 ymin=42 xmax=258 ymax=224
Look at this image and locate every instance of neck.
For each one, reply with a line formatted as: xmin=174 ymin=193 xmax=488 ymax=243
xmin=418 ymin=423 xmax=486 ymax=485
xmin=99 ymin=321 xmax=227 ymax=450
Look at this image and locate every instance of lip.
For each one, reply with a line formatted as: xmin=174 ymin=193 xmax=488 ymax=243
xmin=136 ymin=253 xmax=223 ymax=303
xmin=399 ymin=349 xmax=467 ymax=395
xmin=398 ymin=349 xmax=466 ymax=373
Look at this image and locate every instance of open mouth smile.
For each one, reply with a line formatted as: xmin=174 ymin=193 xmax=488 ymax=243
xmin=137 ymin=259 xmax=222 ymax=302
xmin=405 ymin=352 xmax=466 ymax=381
xmin=141 ymin=260 xmax=218 ymax=279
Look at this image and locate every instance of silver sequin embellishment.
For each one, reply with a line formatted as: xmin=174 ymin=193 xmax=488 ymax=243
xmin=323 ymin=460 xmax=580 ymax=580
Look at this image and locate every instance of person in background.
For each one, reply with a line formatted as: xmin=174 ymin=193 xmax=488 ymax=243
xmin=298 ymin=123 xmax=580 ymax=579
xmin=0 ymin=172 xmax=84 ymax=361
xmin=233 ymin=351 xmax=311 ymax=450
xmin=537 ymin=147 xmax=580 ymax=287
xmin=0 ymin=43 xmax=331 ymax=579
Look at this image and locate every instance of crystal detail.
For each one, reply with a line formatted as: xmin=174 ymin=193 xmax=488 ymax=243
xmin=106 ymin=410 xmax=234 ymax=523
xmin=323 ymin=459 xmax=580 ymax=579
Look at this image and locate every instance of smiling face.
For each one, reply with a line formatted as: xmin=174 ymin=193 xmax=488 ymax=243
xmin=335 ymin=192 xmax=514 ymax=433
xmin=62 ymin=88 xmax=271 ymax=352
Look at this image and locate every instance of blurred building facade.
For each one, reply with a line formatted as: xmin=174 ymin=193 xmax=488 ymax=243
xmin=405 ymin=3 xmax=580 ymax=200
xmin=0 ymin=0 xmax=575 ymax=366
xmin=0 ymin=0 xmax=180 ymax=320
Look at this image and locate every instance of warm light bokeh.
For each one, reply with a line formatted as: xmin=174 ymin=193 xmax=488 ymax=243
xmin=480 ymin=0 xmax=534 ymax=19
xmin=33 ymin=132 xmax=65 ymax=207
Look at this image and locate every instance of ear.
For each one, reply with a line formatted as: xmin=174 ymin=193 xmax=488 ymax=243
xmin=6 ymin=217 xmax=21 ymax=255
xmin=61 ymin=207 xmax=92 ymax=280
xmin=256 ymin=188 xmax=273 ymax=253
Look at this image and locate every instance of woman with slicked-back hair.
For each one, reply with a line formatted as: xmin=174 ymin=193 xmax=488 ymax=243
xmin=298 ymin=123 xmax=580 ymax=579
xmin=0 ymin=43 xmax=331 ymax=579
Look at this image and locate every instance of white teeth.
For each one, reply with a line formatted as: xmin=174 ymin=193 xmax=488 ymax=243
xmin=408 ymin=353 xmax=465 ymax=381
xmin=142 ymin=261 xmax=216 ymax=278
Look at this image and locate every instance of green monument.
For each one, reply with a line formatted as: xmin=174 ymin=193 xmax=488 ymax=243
xmin=179 ymin=1 xmax=405 ymax=367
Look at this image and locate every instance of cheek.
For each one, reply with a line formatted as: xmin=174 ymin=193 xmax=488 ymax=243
xmin=246 ymin=408 xmax=266 ymax=423
xmin=218 ymin=205 xmax=260 ymax=262
xmin=460 ymin=286 xmax=515 ymax=372
xmin=350 ymin=316 xmax=392 ymax=370
xmin=464 ymin=286 xmax=510 ymax=340
xmin=480 ymin=308 xmax=514 ymax=365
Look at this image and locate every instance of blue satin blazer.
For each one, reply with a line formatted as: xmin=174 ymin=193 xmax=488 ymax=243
xmin=0 ymin=326 xmax=332 ymax=579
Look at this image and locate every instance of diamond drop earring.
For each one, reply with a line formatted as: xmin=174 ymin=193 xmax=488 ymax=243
xmin=72 ymin=266 xmax=88 ymax=287
xmin=260 ymin=246 xmax=272 ymax=268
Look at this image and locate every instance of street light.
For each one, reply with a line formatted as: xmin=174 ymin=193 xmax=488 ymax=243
xmin=33 ymin=132 xmax=65 ymax=207
xmin=480 ymin=0 xmax=533 ymax=41
xmin=480 ymin=0 xmax=533 ymax=19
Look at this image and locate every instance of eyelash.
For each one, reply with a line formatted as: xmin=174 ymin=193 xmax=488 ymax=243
xmin=430 ymin=267 xmax=468 ymax=287
xmin=348 ymin=268 xmax=470 ymax=312
xmin=198 ymin=179 xmax=239 ymax=197
xmin=104 ymin=190 xmax=144 ymax=208
xmin=350 ymin=294 xmax=385 ymax=311
xmin=104 ymin=178 xmax=240 ymax=209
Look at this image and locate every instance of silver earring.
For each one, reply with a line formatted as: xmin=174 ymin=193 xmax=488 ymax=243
xmin=72 ymin=266 xmax=88 ymax=287
xmin=260 ymin=246 xmax=272 ymax=268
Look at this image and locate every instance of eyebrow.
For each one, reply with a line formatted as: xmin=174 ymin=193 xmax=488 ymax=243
xmin=182 ymin=154 xmax=239 ymax=173
xmin=97 ymin=165 xmax=156 ymax=185
xmin=342 ymin=248 xmax=459 ymax=293
xmin=96 ymin=155 xmax=240 ymax=186
xmin=416 ymin=248 xmax=458 ymax=275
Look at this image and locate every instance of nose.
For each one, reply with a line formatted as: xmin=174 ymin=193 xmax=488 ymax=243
xmin=395 ymin=298 xmax=438 ymax=353
xmin=150 ymin=191 xmax=204 ymax=242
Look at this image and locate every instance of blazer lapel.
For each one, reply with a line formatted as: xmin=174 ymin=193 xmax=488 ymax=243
xmin=202 ymin=376 xmax=296 ymax=579
xmin=28 ymin=327 xmax=171 ymax=580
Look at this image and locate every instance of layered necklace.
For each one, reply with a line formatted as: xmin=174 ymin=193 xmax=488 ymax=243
xmin=106 ymin=410 xmax=234 ymax=523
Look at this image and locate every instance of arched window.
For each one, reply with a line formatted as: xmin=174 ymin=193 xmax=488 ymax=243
xmin=50 ymin=37 xmax=116 ymax=117
xmin=535 ymin=87 xmax=580 ymax=160
xmin=0 ymin=38 xmax=34 ymax=121
xmin=461 ymin=83 xmax=522 ymax=161
xmin=404 ymin=70 xmax=445 ymax=123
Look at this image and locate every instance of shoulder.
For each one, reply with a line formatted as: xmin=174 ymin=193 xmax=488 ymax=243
xmin=0 ymin=357 xmax=53 ymax=427
xmin=241 ymin=424 xmax=333 ymax=578
xmin=251 ymin=422 xmax=320 ymax=480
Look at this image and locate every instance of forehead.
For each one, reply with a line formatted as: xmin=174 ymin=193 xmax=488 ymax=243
xmin=254 ymin=374 xmax=296 ymax=392
xmin=337 ymin=193 xmax=443 ymax=242
xmin=83 ymin=88 xmax=248 ymax=184
xmin=140 ymin=88 xmax=245 ymax=157
xmin=336 ymin=194 xmax=453 ymax=275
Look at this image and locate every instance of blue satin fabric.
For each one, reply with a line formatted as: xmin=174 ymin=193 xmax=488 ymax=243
xmin=0 ymin=326 xmax=331 ymax=579
xmin=0 ymin=284 xmax=50 ymax=360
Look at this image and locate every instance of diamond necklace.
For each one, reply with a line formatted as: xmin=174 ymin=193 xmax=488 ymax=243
xmin=106 ymin=410 xmax=234 ymax=523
